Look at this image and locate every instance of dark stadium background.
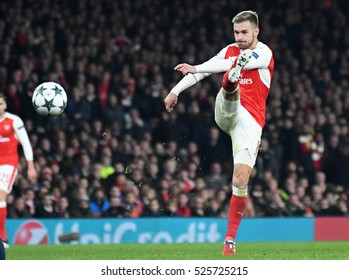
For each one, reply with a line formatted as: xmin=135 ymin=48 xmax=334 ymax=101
xmin=1 ymin=0 xmax=349 ymax=224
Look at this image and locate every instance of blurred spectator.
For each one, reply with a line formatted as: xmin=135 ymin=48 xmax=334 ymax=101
xmin=204 ymin=199 xmax=222 ymax=217
xmin=57 ymin=196 xmax=71 ymax=218
xmin=7 ymin=197 xmax=32 ymax=218
xmin=286 ymin=194 xmax=306 ymax=217
xmin=157 ymin=178 xmax=172 ymax=205
xmin=265 ymin=193 xmax=289 ymax=217
xmin=123 ymin=191 xmax=143 ymax=218
xmin=163 ymin=199 xmax=179 ymax=217
xmin=205 ymin=162 xmax=228 ymax=190
xmin=127 ymin=108 xmax=151 ymax=141
xmin=102 ymin=94 xmax=125 ymax=126
xmin=250 ymin=183 xmax=268 ymax=217
xmin=98 ymin=72 xmax=111 ymax=109
xmin=190 ymin=196 xmax=206 ymax=217
xmin=256 ymin=139 xmax=280 ymax=180
xmin=70 ymin=197 xmax=92 ymax=218
xmin=302 ymin=195 xmax=315 ymax=217
xmin=66 ymin=87 xmax=92 ymax=128
xmin=176 ymin=192 xmax=191 ymax=217
xmin=316 ymin=198 xmax=342 ymax=217
xmin=35 ymin=194 xmax=60 ymax=218
xmin=337 ymin=199 xmax=349 ymax=216
xmin=100 ymin=155 xmax=116 ymax=180
xmin=310 ymin=186 xmax=324 ymax=213
xmin=199 ymin=127 xmax=229 ymax=172
xmin=141 ymin=198 xmax=164 ymax=217
xmin=102 ymin=197 xmax=124 ymax=218
xmin=89 ymin=188 xmax=110 ymax=218
xmin=23 ymin=188 xmax=36 ymax=216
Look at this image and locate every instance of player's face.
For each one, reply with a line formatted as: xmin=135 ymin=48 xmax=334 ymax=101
xmin=233 ymin=21 xmax=259 ymax=50
xmin=0 ymin=98 xmax=7 ymax=117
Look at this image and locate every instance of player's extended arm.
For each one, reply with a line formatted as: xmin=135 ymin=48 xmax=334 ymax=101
xmin=165 ymin=46 xmax=231 ymax=112
xmin=165 ymin=72 xmax=211 ymax=112
xmin=194 ymin=57 xmax=235 ymax=73
xmin=14 ymin=117 xmax=37 ymax=182
xmin=170 ymin=45 xmax=231 ymax=95
xmin=175 ymin=58 xmax=234 ymax=75
xmin=175 ymin=45 xmax=235 ymax=75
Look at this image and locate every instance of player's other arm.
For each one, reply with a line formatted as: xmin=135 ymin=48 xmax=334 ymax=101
xmin=13 ymin=117 xmax=37 ymax=182
xmin=164 ymin=72 xmax=210 ymax=112
xmin=174 ymin=45 xmax=235 ymax=75
xmin=165 ymin=46 xmax=232 ymax=112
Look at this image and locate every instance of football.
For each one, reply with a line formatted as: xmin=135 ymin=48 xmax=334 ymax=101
xmin=32 ymin=82 xmax=67 ymax=116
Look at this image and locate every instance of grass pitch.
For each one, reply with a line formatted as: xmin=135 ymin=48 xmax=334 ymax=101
xmin=5 ymin=241 xmax=349 ymax=260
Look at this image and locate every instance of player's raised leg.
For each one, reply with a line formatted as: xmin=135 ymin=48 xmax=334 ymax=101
xmin=228 ymin=49 xmax=252 ymax=84
xmin=215 ymin=50 xmax=252 ymax=133
xmin=221 ymin=49 xmax=252 ymax=101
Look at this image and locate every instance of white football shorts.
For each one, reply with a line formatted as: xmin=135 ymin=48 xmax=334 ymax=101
xmin=215 ymin=91 xmax=262 ymax=168
xmin=0 ymin=165 xmax=18 ymax=194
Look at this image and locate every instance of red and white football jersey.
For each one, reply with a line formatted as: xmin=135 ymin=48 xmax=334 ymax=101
xmin=223 ymin=42 xmax=274 ymax=128
xmin=0 ymin=112 xmax=33 ymax=167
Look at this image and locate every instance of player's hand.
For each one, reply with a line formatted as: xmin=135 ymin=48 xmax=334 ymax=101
xmin=164 ymin=92 xmax=178 ymax=113
xmin=27 ymin=166 xmax=37 ymax=183
xmin=174 ymin=63 xmax=197 ymax=75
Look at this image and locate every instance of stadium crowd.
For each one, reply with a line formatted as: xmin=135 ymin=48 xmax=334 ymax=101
xmin=1 ymin=0 xmax=349 ymax=219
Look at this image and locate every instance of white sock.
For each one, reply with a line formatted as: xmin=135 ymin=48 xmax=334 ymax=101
xmin=232 ymin=185 xmax=248 ymax=197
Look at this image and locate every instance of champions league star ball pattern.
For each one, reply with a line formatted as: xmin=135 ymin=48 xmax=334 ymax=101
xmin=32 ymin=82 xmax=67 ymax=116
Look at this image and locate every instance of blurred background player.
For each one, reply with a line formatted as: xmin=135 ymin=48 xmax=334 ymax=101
xmin=0 ymin=93 xmax=37 ymax=248
xmin=164 ymin=10 xmax=274 ymax=255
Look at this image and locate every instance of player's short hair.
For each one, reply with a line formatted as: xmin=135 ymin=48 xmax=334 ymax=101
xmin=232 ymin=10 xmax=259 ymax=28
xmin=0 ymin=93 xmax=6 ymax=102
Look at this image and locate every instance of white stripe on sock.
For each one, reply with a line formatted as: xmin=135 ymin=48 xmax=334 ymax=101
xmin=232 ymin=185 xmax=248 ymax=197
